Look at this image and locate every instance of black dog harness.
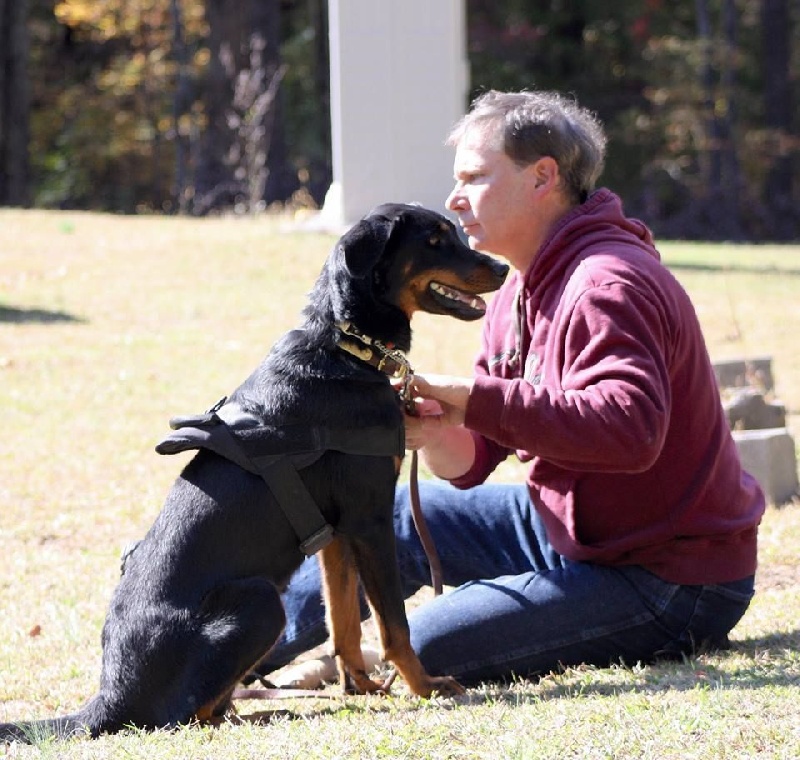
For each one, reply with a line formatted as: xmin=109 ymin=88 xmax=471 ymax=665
xmin=155 ymin=397 xmax=404 ymax=556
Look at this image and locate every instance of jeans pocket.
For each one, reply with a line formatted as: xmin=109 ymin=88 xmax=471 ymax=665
xmin=660 ymin=576 xmax=755 ymax=658
xmin=692 ymin=577 xmax=755 ymax=637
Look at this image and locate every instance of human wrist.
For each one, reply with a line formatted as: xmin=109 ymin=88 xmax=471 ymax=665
xmin=419 ymin=426 xmax=476 ymax=481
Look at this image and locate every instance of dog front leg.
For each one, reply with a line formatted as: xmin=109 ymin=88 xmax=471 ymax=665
xmin=318 ymin=537 xmax=385 ymax=694
xmin=351 ymin=532 xmax=464 ymax=698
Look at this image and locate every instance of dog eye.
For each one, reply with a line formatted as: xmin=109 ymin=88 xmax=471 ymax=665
xmin=428 ymin=234 xmax=442 ymax=247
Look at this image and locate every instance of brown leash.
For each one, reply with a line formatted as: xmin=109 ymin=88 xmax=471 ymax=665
xmin=407 ymin=448 xmax=443 ymax=597
xmin=396 ymin=363 xmax=443 ymax=598
xmin=232 ymin=686 xmax=342 ymax=701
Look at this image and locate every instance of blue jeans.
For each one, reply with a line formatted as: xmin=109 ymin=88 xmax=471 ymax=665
xmin=260 ymin=481 xmax=755 ymax=686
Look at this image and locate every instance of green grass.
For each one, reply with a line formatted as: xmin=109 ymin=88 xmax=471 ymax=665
xmin=1 ymin=210 xmax=798 ymax=759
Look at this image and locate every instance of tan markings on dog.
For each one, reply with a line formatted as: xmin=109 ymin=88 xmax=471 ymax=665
xmin=351 ymin=539 xmax=466 ymax=699
xmin=397 ymin=268 xmax=484 ymax=318
xmin=194 ymin=685 xmax=234 ymax=722
xmin=319 ymin=537 xmax=385 ymax=693
xmin=397 ymin=276 xmax=425 ymax=318
xmin=427 ymin=222 xmax=451 ymax=247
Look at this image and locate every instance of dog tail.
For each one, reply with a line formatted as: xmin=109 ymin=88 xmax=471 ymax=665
xmin=0 ymin=714 xmax=89 ymax=745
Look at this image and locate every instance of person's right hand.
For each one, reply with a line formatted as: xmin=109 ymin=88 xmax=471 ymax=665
xmin=403 ymin=398 xmax=446 ymax=451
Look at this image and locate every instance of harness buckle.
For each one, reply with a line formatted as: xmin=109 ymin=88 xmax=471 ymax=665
xmin=299 ymin=524 xmax=335 ymax=556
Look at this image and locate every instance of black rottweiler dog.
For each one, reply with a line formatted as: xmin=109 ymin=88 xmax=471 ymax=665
xmin=0 ymin=203 xmax=507 ymax=743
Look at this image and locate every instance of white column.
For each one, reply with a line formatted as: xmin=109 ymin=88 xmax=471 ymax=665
xmin=320 ymin=0 xmax=467 ymax=227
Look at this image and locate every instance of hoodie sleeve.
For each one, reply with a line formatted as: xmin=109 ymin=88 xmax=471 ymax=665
xmin=464 ymin=274 xmax=673 ymax=473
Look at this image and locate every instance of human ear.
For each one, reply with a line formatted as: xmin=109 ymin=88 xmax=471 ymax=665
xmin=530 ymin=156 xmax=560 ymax=189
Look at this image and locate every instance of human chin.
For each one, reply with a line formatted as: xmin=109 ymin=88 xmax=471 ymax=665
xmin=461 ymin=223 xmax=483 ymax=247
xmin=467 ymin=230 xmax=490 ymax=251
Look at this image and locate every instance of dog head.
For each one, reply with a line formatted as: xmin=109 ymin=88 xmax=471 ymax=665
xmin=322 ymin=203 xmax=508 ymax=349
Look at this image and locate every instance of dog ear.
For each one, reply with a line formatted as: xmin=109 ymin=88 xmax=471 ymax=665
xmin=334 ymin=215 xmax=395 ymax=278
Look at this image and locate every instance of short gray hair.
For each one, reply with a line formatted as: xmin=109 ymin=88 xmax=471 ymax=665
xmin=447 ymin=90 xmax=607 ymax=204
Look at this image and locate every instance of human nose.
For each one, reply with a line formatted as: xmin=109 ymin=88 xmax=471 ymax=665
xmin=445 ymin=182 xmax=464 ymax=212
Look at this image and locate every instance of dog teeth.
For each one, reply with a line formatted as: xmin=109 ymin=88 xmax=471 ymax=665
xmin=430 ymin=282 xmax=485 ymax=311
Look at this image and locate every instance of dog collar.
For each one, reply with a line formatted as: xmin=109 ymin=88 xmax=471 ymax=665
xmin=335 ymin=321 xmax=413 ymax=379
xmin=335 ymin=321 xmax=417 ymax=414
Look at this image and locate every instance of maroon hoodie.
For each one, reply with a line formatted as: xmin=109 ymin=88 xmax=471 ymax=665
xmin=453 ymin=189 xmax=764 ymax=584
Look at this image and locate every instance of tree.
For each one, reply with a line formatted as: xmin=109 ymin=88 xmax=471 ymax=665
xmin=761 ymin=0 xmax=795 ymax=238
xmin=10 ymin=0 xmax=799 ymax=237
xmin=0 ymin=0 xmax=31 ymax=206
xmin=193 ymin=0 xmax=294 ymax=214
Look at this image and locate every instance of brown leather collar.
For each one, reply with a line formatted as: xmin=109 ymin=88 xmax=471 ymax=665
xmin=335 ymin=320 xmax=413 ymax=380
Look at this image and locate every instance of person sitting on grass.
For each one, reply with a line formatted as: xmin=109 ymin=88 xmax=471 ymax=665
xmin=253 ymin=89 xmax=765 ymax=687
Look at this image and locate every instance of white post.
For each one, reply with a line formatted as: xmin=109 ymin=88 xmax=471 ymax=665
xmin=319 ymin=0 xmax=467 ymax=228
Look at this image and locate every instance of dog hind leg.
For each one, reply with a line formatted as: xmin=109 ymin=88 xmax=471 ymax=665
xmin=183 ymin=577 xmax=287 ymax=721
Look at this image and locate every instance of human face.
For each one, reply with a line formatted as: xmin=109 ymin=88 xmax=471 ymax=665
xmin=445 ymin=129 xmax=542 ymax=270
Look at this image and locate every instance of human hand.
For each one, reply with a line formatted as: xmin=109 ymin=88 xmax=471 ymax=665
xmin=403 ymin=397 xmax=445 ymax=450
xmin=397 ymin=374 xmax=477 ymax=477
xmin=408 ymin=374 xmax=473 ymax=428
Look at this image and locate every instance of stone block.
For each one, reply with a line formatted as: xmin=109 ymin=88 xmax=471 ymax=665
xmin=713 ymin=357 xmax=774 ymax=391
xmin=733 ymin=428 xmax=799 ymax=505
xmin=723 ymin=388 xmax=787 ymax=429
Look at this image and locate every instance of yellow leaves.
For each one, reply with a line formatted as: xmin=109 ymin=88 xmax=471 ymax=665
xmin=195 ymin=47 xmax=211 ymax=68
xmin=54 ymin=0 xmax=207 ymax=43
xmin=54 ymin=0 xmax=121 ymax=40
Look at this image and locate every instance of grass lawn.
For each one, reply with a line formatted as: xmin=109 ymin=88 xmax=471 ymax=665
xmin=0 ymin=209 xmax=798 ymax=759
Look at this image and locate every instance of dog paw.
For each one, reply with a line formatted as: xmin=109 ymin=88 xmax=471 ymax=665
xmin=422 ymin=675 xmax=465 ymax=697
xmin=346 ymin=670 xmax=391 ymax=695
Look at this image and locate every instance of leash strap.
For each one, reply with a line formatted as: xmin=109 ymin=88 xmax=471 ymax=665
xmin=399 ymin=383 xmax=444 ymax=598
xmin=408 ymin=449 xmax=443 ymax=596
xmin=231 ymin=686 xmax=343 ymax=701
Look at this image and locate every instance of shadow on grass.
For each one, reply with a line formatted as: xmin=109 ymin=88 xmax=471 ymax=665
xmin=466 ymin=630 xmax=800 ymax=706
xmin=0 ymin=305 xmax=86 ymax=324
xmin=731 ymin=628 xmax=800 ymax=654
xmin=223 ymin=630 xmax=800 ymax=727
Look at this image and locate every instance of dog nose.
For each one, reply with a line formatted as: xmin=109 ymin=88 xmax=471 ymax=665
xmin=491 ymin=260 xmax=510 ymax=279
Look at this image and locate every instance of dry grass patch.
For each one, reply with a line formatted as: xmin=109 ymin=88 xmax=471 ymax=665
xmin=1 ymin=210 xmax=798 ymax=759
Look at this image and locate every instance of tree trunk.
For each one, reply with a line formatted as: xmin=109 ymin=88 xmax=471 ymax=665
xmin=309 ymin=0 xmax=331 ymax=204
xmin=761 ymin=0 xmax=793 ymax=214
xmin=195 ymin=0 xmax=289 ymax=213
xmin=255 ymin=0 xmax=297 ymax=204
xmin=695 ymin=0 xmax=722 ymax=195
xmin=719 ymin=0 xmax=742 ymax=237
xmin=170 ymin=0 xmax=190 ymax=213
xmin=0 ymin=0 xmax=31 ymax=206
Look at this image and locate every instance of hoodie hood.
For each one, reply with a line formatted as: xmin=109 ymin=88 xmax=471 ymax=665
xmin=523 ymin=188 xmax=658 ymax=293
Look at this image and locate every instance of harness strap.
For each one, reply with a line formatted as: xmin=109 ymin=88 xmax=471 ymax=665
xmin=157 ymin=398 xmax=402 ymax=557
xmin=186 ymin=409 xmax=334 ymax=557
xmin=257 ymin=456 xmax=334 ymax=556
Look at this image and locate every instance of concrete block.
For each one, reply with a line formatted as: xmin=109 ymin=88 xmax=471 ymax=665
xmin=733 ymin=428 xmax=799 ymax=505
xmin=723 ymin=388 xmax=787 ymax=429
xmin=713 ymin=357 xmax=774 ymax=391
